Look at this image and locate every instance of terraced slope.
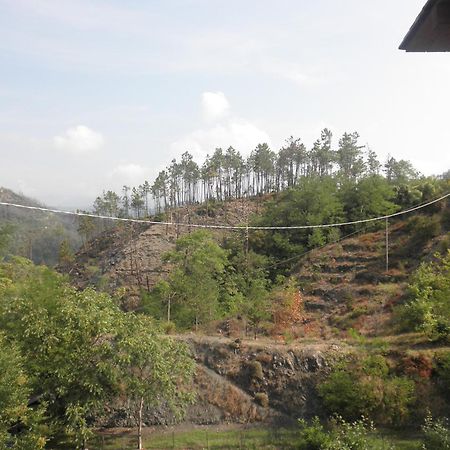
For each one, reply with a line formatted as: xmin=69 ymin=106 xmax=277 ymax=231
xmin=295 ymin=219 xmax=446 ymax=338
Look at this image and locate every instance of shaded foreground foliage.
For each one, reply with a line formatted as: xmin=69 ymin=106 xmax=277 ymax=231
xmin=0 ymin=258 xmax=195 ymax=449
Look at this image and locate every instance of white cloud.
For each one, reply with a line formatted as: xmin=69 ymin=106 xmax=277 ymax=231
xmin=109 ymin=163 xmax=149 ymax=185
xmin=202 ymin=91 xmax=230 ymax=122
xmin=172 ymin=91 xmax=271 ymax=159
xmin=171 ymin=92 xmax=271 ymax=160
xmin=53 ymin=125 xmax=104 ymax=154
xmin=172 ymin=120 xmax=271 ymax=160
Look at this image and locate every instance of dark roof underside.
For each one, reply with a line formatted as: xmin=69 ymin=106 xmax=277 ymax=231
xmin=400 ymin=0 xmax=450 ymax=51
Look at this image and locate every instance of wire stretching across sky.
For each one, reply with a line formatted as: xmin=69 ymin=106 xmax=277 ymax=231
xmin=0 ymin=192 xmax=449 ymax=231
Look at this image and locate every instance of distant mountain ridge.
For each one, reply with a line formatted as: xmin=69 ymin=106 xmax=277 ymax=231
xmin=0 ymin=186 xmax=83 ymax=266
xmin=0 ymin=186 xmax=43 ymax=208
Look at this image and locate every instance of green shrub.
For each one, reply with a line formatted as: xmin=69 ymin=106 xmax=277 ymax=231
xmin=361 ymin=354 xmax=389 ymax=377
xmin=318 ymin=355 xmax=415 ymax=426
xmin=162 ymin=321 xmax=176 ymax=335
xmin=297 ymin=416 xmax=396 ymax=450
xmin=318 ymin=370 xmax=373 ymax=421
xmin=399 ymin=251 xmax=450 ymax=342
xmin=328 ymin=416 xmax=378 ymax=450
xmin=382 ymin=377 xmax=416 ymax=426
xmin=297 ymin=417 xmax=331 ymax=450
xmin=422 ymin=414 xmax=450 ymax=450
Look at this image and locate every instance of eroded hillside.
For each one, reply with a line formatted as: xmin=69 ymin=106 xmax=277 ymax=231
xmin=59 ymin=199 xmax=261 ymax=306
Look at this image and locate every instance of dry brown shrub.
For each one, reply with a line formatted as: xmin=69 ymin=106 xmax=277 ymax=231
xmin=271 ymin=282 xmax=304 ymax=337
xmin=254 ymin=392 xmax=269 ymax=408
xmin=401 ymin=354 xmax=433 ymax=379
xmin=255 ymin=352 xmax=273 ymax=364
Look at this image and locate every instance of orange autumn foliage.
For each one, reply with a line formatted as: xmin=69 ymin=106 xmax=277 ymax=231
xmin=272 ymin=283 xmax=304 ymax=333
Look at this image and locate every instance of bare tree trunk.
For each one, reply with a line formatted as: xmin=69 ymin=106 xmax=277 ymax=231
xmin=138 ymin=396 xmax=144 ymax=450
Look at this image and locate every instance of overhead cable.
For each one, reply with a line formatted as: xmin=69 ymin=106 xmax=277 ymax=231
xmin=0 ymin=192 xmax=448 ymax=231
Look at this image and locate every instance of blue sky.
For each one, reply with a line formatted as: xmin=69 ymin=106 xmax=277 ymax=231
xmin=1 ymin=0 xmax=449 ymax=207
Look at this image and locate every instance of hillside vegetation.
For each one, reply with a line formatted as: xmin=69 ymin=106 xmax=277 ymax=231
xmin=0 ymin=134 xmax=449 ymax=448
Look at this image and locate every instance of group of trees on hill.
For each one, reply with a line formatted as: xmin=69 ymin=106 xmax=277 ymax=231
xmin=92 ymin=129 xmax=422 ymax=218
xmin=143 ymin=229 xmax=305 ymax=339
xmin=250 ymin=172 xmax=450 ymax=275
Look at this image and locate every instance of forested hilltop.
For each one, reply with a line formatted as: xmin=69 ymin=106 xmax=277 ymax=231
xmin=91 ymin=129 xmax=433 ymax=217
xmin=71 ymin=171 xmax=449 ymax=341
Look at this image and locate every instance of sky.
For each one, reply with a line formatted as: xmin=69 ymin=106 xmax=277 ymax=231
xmin=1 ymin=0 xmax=449 ymax=208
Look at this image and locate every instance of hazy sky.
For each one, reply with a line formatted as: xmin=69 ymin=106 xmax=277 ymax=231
xmin=1 ymin=0 xmax=449 ymax=208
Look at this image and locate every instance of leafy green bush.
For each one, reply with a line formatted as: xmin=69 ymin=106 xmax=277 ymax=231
xmin=297 ymin=416 xmax=395 ymax=450
xmin=318 ymin=355 xmax=415 ymax=426
xmin=297 ymin=417 xmax=331 ymax=450
xmin=318 ymin=369 xmax=372 ymax=421
xmin=0 ymin=332 xmax=46 ymax=449
xmin=399 ymin=251 xmax=450 ymax=342
xmin=382 ymin=377 xmax=416 ymax=425
xmin=422 ymin=414 xmax=450 ymax=450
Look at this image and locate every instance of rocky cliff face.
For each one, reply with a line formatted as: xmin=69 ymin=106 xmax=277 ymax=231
xmin=183 ymin=335 xmax=347 ymax=420
xmin=97 ymin=335 xmax=347 ymax=428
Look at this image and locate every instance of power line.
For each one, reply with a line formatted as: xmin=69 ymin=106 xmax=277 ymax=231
xmin=263 ymin=227 xmax=367 ymax=271
xmin=0 ymin=192 xmax=448 ymax=231
xmin=128 ymin=230 xmax=367 ymax=315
